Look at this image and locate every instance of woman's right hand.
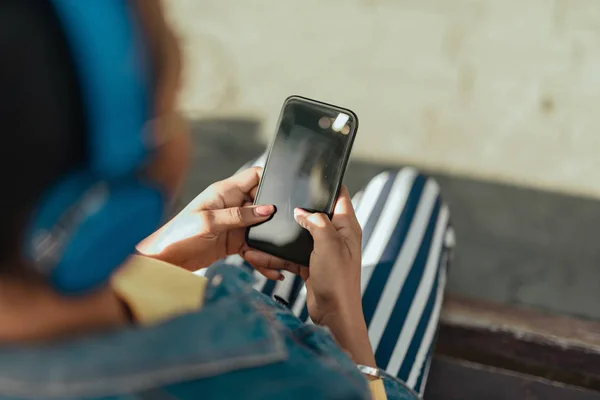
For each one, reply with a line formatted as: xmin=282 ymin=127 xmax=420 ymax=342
xmin=244 ymin=186 xmax=377 ymax=368
xmin=290 ymin=186 xmax=363 ymax=325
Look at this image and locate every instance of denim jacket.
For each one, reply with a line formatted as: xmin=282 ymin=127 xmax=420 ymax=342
xmin=0 ymin=263 xmax=418 ymax=400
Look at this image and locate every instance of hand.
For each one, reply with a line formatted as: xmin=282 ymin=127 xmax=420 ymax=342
xmin=245 ymin=185 xmax=362 ymax=322
xmin=243 ymin=186 xmax=377 ymax=367
xmin=137 ymin=167 xmax=278 ymax=273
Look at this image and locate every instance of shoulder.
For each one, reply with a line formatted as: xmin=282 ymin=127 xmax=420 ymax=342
xmin=112 ymin=255 xmax=207 ymax=324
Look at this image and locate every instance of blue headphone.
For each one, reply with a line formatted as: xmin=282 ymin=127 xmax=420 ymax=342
xmin=24 ymin=0 xmax=165 ymax=294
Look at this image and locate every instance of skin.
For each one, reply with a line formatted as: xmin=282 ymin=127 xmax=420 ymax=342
xmin=0 ymin=0 xmax=377 ymax=371
xmin=244 ymin=187 xmax=377 ymax=369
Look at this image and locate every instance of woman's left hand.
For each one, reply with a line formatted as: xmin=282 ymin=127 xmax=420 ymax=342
xmin=136 ymin=167 xmax=278 ymax=275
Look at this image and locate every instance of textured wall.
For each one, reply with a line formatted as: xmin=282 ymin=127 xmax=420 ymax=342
xmin=167 ymin=0 xmax=600 ymax=198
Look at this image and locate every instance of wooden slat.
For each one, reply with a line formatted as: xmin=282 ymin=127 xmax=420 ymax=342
xmin=441 ymin=295 xmax=600 ymax=350
xmin=436 ymin=295 xmax=600 ymax=390
xmin=425 ymin=356 xmax=600 ymax=400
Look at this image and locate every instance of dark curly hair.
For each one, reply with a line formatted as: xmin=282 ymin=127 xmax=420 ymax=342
xmin=0 ymin=1 xmax=85 ymax=270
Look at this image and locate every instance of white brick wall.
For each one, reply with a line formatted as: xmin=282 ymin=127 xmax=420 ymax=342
xmin=167 ymin=0 xmax=600 ymax=198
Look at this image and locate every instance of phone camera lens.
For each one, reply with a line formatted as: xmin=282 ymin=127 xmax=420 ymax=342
xmin=318 ymin=117 xmax=331 ymax=129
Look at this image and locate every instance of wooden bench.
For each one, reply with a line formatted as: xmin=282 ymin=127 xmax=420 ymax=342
xmin=425 ymin=295 xmax=600 ymax=399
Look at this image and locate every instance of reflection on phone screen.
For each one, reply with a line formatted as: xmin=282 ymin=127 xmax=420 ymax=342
xmin=247 ymin=99 xmax=356 ymax=265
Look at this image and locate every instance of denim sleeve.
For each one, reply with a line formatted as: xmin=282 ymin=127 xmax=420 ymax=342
xmin=0 ymin=263 xmax=420 ymax=400
xmin=377 ymin=370 xmax=421 ymax=400
xmin=203 ymin=264 xmax=421 ymax=400
xmin=155 ymin=263 xmax=374 ymax=400
xmin=115 ymin=263 xmax=421 ymax=400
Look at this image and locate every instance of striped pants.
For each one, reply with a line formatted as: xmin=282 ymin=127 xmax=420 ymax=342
xmin=223 ymin=156 xmax=454 ymax=397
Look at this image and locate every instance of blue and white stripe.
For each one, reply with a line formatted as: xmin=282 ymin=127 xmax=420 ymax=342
xmin=226 ymin=155 xmax=452 ymax=396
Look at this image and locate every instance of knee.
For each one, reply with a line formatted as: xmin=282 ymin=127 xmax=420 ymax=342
xmin=363 ymin=167 xmax=444 ymax=207
xmin=360 ymin=167 xmax=454 ymax=249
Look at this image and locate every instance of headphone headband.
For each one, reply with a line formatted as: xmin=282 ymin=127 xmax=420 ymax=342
xmin=25 ymin=1 xmax=165 ymax=294
xmin=50 ymin=0 xmax=152 ymax=177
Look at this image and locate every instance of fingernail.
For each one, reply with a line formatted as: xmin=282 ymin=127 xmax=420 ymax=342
xmin=254 ymin=204 xmax=274 ymax=217
xmin=293 ymin=208 xmax=309 ymax=222
xmin=278 ymin=274 xmax=285 ymax=281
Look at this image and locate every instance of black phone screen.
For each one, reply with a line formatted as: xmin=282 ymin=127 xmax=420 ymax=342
xmin=246 ymin=97 xmax=357 ymax=266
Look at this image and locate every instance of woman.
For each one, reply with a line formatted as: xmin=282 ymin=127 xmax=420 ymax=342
xmin=0 ymin=1 xmax=452 ymax=399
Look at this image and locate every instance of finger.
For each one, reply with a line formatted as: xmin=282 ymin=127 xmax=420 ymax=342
xmin=250 ymin=185 xmax=258 ymax=200
xmin=243 ymin=249 xmax=303 ymax=274
xmin=187 ymin=167 xmax=264 ymax=211
xmin=293 ymin=208 xmax=340 ymax=248
xmin=332 ymin=186 xmax=361 ymax=236
xmin=252 ymin=264 xmax=285 ymax=281
xmin=206 ymin=204 xmax=274 ymax=232
xmin=226 ymin=166 xmax=263 ymax=194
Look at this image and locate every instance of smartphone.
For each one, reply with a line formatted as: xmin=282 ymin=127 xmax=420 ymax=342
xmin=246 ymin=96 xmax=358 ymax=266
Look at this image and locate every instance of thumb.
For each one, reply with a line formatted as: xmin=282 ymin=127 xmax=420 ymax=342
xmin=293 ymin=208 xmax=340 ymax=247
xmin=206 ymin=204 xmax=274 ymax=232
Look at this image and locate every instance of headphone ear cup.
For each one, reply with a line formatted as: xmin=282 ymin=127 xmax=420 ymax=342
xmin=27 ymin=173 xmax=165 ymax=294
xmin=54 ymin=181 xmax=164 ymax=293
